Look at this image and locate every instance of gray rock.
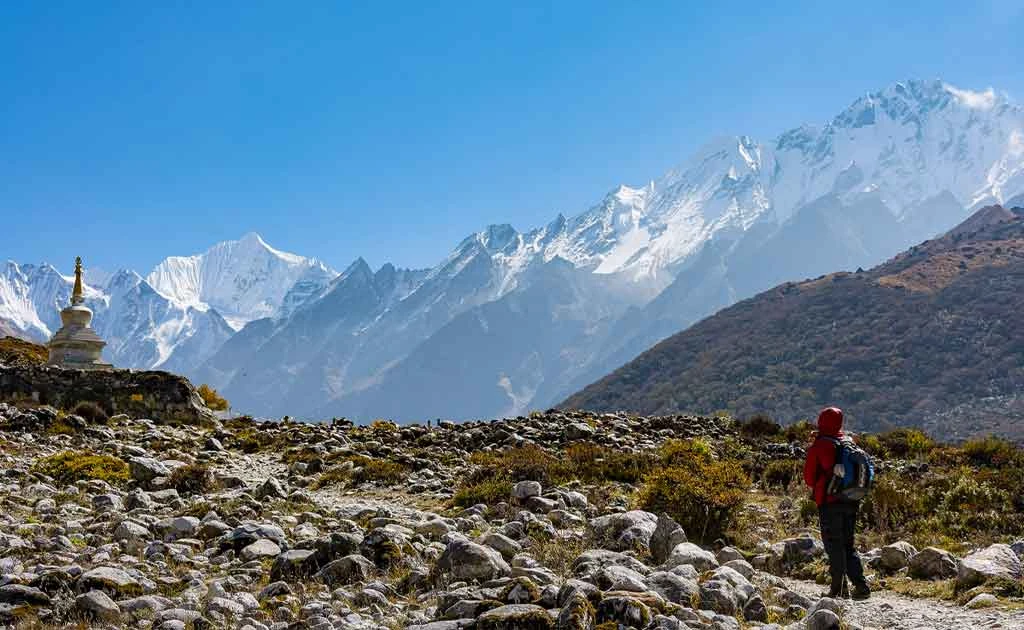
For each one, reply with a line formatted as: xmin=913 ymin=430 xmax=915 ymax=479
xmin=650 ymin=513 xmax=687 ymax=564
xmin=879 ymin=541 xmax=917 ymax=573
xmin=270 ymin=549 xmax=317 ymax=582
xmin=79 ymin=566 xmax=142 ymax=596
xmin=964 ymin=593 xmax=998 ymax=609
xmin=130 ymin=456 xmax=171 ymax=483
xmin=513 ymin=481 xmax=542 ymax=501
xmin=437 ymin=538 xmax=511 ymax=581
xmin=241 ymin=539 xmax=282 ymax=561
xmin=805 ymin=608 xmax=841 ymax=630
xmin=589 ymin=510 xmax=658 ymax=552
xmin=75 ymin=590 xmax=121 ymax=622
xmin=483 ymin=532 xmax=522 ymax=560
xmin=957 ymin=544 xmax=1022 ymax=589
xmin=644 ymin=571 xmax=699 ymax=605
xmin=665 ymin=542 xmax=718 ymax=571
xmin=315 ymin=555 xmax=376 ymax=586
xmin=909 ymin=547 xmax=959 ymax=580
xmin=0 ymin=584 xmax=50 ymax=606
xmin=476 ymin=604 xmax=552 ymax=629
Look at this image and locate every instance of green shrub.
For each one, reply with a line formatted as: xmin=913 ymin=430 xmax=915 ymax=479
xmin=167 ymin=463 xmax=216 ymax=495
xmin=353 ymin=458 xmax=408 ymax=485
xmin=453 ymin=474 xmax=513 ymax=507
xmin=762 ymin=459 xmax=802 ymax=489
xmin=563 ymin=442 xmax=655 ymax=484
xmin=861 ymin=475 xmax=928 ymax=534
xmin=877 ymin=428 xmax=934 ymax=458
xmin=782 ymin=420 xmax=815 ymax=444
xmin=936 ymin=472 xmax=1014 ymax=536
xmin=960 ymin=436 xmax=1021 ymax=468
xmin=197 ymin=384 xmax=229 ymax=411
xmin=71 ymin=401 xmax=109 ymax=424
xmin=738 ymin=414 xmax=782 ymax=439
xmin=33 ymin=451 xmax=129 ymax=486
xmin=635 ymin=458 xmax=750 ymax=544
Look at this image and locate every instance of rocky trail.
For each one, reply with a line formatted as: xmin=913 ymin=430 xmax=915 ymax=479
xmin=785 ymin=579 xmax=1023 ymax=630
xmin=0 ymin=405 xmax=1021 ymax=629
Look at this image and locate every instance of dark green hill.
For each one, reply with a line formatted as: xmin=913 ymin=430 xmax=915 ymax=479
xmin=562 ymin=206 xmax=1024 ymax=441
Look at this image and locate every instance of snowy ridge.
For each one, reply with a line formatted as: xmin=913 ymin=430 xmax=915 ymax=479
xmin=147 ymin=232 xmax=337 ymax=330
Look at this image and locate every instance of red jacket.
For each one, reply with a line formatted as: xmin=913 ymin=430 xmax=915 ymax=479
xmin=804 ymin=407 xmax=844 ymax=506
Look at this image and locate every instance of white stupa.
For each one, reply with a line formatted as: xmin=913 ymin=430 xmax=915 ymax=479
xmin=47 ymin=257 xmax=112 ymax=370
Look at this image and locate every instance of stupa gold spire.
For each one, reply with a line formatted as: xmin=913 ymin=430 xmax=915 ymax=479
xmin=71 ymin=256 xmax=84 ymax=305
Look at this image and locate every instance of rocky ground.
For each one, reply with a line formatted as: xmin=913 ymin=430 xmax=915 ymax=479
xmin=0 ymin=404 xmax=1021 ymax=629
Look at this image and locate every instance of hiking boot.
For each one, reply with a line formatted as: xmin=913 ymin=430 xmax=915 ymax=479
xmin=852 ymin=583 xmax=871 ymax=600
xmin=820 ymin=584 xmax=844 ymax=599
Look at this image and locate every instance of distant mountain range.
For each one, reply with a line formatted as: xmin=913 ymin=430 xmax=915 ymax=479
xmin=563 ymin=205 xmax=1024 ymax=441
xmin=3 ymin=79 xmax=1024 ymax=422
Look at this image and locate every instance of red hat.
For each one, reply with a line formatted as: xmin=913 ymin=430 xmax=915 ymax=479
xmin=817 ymin=407 xmax=843 ymax=436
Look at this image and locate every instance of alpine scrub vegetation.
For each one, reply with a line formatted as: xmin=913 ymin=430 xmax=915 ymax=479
xmin=197 ymin=384 xmax=229 ymax=411
xmin=32 ymin=451 xmax=130 ymax=486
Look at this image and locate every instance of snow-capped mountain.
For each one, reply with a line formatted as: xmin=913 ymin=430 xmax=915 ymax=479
xmin=147 ymin=232 xmax=335 ymax=330
xmin=4 ymin=80 xmax=1023 ymax=422
xmin=301 ymin=79 xmax=1024 ymax=421
xmin=1 ymin=234 xmax=336 ymax=374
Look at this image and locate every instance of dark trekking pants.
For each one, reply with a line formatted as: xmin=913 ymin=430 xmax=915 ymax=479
xmin=819 ymin=501 xmax=866 ymax=592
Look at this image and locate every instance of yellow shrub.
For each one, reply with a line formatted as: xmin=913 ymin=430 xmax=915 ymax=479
xmin=635 ymin=459 xmax=750 ymax=544
xmin=197 ymin=384 xmax=229 ymax=411
xmin=33 ymin=451 xmax=129 ymax=486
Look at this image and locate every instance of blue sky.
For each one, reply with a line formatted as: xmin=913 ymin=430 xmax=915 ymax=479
xmin=2 ymin=1 xmax=1022 ymax=274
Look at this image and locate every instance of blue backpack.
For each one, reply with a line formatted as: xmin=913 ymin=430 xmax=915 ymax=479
xmin=820 ymin=436 xmax=875 ymax=501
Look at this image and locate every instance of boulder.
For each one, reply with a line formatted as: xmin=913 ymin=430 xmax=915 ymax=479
xmin=589 ymin=510 xmax=658 ymax=552
xmin=129 ymin=456 xmax=171 ymax=483
xmin=643 ymin=571 xmax=699 ymax=605
xmin=957 ymin=544 xmax=1022 ymax=589
xmin=75 ymin=590 xmax=121 ymax=622
xmin=879 ymin=541 xmax=917 ymax=573
xmin=437 ymin=538 xmax=511 ymax=581
xmin=240 ymin=538 xmax=282 ymax=561
xmin=665 ymin=542 xmax=718 ymax=571
xmin=476 ymin=604 xmax=553 ymax=630
xmin=698 ymin=566 xmax=755 ymax=615
xmin=79 ymin=566 xmax=142 ymax=597
xmin=315 ymin=555 xmax=376 ymax=586
xmin=0 ymin=584 xmax=50 ymax=606
xmin=769 ymin=536 xmax=824 ymax=569
xmin=270 ymin=549 xmax=318 ymax=582
xmin=649 ymin=513 xmax=687 ymax=565
xmin=513 ymin=481 xmax=542 ymax=501
xmin=805 ymin=608 xmax=841 ymax=630
xmin=908 ymin=547 xmax=958 ymax=580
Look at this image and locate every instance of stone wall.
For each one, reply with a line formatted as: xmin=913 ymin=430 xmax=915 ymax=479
xmin=0 ymin=365 xmax=215 ymax=426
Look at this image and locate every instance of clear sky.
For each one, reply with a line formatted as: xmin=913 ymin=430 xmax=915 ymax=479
xmin=2 ymin=1 xmax=1022 ymax=274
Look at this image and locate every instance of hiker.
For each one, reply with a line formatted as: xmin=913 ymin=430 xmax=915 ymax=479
xmin=804 ymin=406 xmax=871 ymax=600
